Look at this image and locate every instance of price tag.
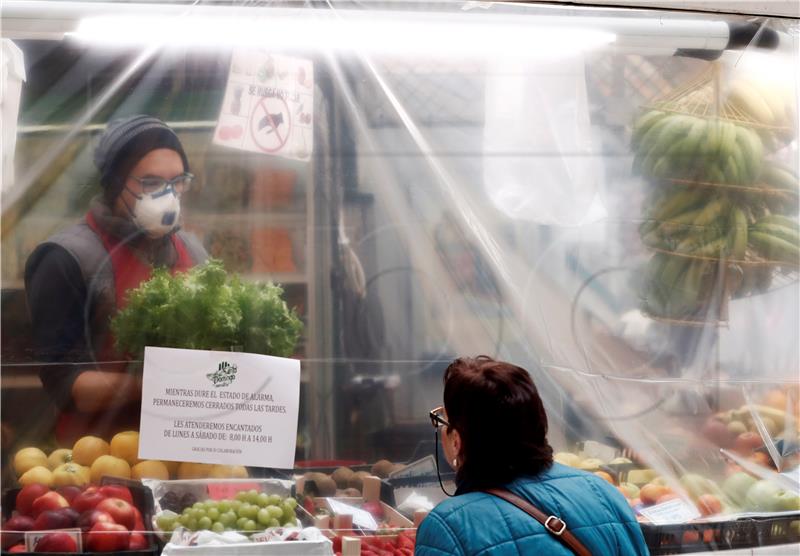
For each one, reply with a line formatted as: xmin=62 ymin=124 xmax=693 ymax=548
xmin=639 ymin=499 xmax=701 ymax=524
xmin=327 ymin=498 xmax=378 ymax=530
xmin=208 ymin=482 xmax=261 ymax=500
xmin=25 ymin=529 xmax=83 ymax=552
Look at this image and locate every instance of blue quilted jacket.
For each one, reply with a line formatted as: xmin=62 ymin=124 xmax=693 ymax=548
xmin=415 ymin=463 xmax=649 ymax=556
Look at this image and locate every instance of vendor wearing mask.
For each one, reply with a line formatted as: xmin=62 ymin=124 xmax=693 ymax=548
xmin=25 ymin=115 xmax=208 ymax=445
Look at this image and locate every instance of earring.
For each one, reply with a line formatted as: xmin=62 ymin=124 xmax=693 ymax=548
xmin=452 ymin=458 xmax=458 ymax=468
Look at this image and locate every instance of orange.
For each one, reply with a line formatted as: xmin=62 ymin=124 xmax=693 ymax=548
xmin=209 ymin=465 xmax=249 ymax=479
xmin=72 ymin=436 xmax=110 ymax=466
xmin=47 ymin=449 xmax=73 ymax=470
xmin=763 ymin=390 xmax=788 ymax=411
xmin=132 ymin=460 xmax=169 ymax=481
xmin=110 ymin=431 xmax=141 ymax=466
xmin=163 ymin=461 xmax=181 ymax=478
xmin=594 ymin=471 xmax=615 ymax=485
xmin=640 ymin=483 xmax=669 ymax=505
xmin=14 ymin=447 xmax=49 ymax=476
xmin=53 ymin=463 xmax=90 ymax=487
xmin=177 ymin=462 xmax=213 ymax=480
xmin=18 ymin=465 xmax=54 ymax=487
xmin=90 ymin=455 xmax=131 ymax=483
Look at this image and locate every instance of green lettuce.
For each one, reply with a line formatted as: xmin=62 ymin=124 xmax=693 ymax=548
xmin=111 ymin=260 xmax=302 ymax=358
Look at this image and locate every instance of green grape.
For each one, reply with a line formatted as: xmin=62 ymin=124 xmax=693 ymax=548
xmin=239 ymin=504 xmax=258 ymax=520
xmin=257 ymin=508 xmax=271 ymax=525
xmin=230 ymin=500 xmax=243 ymax=513
xmin=198 ymin=516 xmax=213 ymax=530
xmin=186 ymin=517 xmax=198 ymax=531
xmin=266 ymin=506 xmax=283 ymax=520
xmin=189 ymin=508 xmax=204 ymax=520
xmin=256 ymin=493 xmax=270 ymax=507
xmin=243 ymin=519 xmax=258 ymax=532
xmin=268 ymin=518 xmax=280 ymax=528
xmin=211 ymin=522 xmax=225 ymax=534
xmin=207 ymin=508 xmax=220 ymax=521
xmin=236 ymin=517 xmax=249 ymax=530
xmin=193 ymin=502 xmax=205 ymax=510
xmin=218 ymin=500 xmax=232 ymax=513
xmin=178 ymin=514 xmax=192 ymax=527
xmin=220 ymin=511 xmax=237 ymax=527
xmin=235 ymin=491 xmax=249 ymax=502
xmin=283 ymin=498 xmax=298 ymax=510
xmin=156 ymin=513 xmax=178 ymax=531
xmin=246 ymin=490 xmax=260 ymax=504
xmin=283 ymin=517 xmax=298 ymax=527
xmin=267 ymin=494 xmax=282 ymax=506
xmin=281 ymin=505 xmax=295 ymax=522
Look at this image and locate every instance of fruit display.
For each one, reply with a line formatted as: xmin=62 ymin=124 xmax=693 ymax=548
xmin=1 ymin=482 xmax=153 ymax=553
xmin=154 ymin=490 xmax=300 ymax=535
xmin=8 ymin=432 xmax=250 ymax=486
xmin=329 ymin=530 xmax=417 ymax=556
xmin=299 ymin=460 xmax=406 ymax=499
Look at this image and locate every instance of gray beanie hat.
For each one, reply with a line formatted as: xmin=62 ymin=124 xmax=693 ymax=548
xmin=94 ymin=115 xmax=190 ymax=199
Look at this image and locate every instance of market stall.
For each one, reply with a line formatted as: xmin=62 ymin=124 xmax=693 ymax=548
xmin=1 ymin=0 xmax=798 ymax=554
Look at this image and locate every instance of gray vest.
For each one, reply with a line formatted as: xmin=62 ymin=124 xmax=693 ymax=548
xmin=45 ymin=220 xmax=207 ymax=360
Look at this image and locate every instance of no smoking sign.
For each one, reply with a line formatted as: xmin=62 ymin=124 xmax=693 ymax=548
xmin=249 ymin=95 xmax=291 ymax=153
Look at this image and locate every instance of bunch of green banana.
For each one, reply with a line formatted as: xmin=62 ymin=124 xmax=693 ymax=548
xmin=631 ymin=111 xmax=764 ymax=186
xmin=759 ymin=164 xmax=800 ymax=215
xmin=749 ymin=215 xmax=800 ymax=265
xmin=640 ymin=252 xmax=716 ymax=319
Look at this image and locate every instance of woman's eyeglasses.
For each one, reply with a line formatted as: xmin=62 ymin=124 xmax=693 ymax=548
xmin=429 ymin=406 xmax=455 ymax=497
xmin=429 ymin=406 xmax=450 ymax=429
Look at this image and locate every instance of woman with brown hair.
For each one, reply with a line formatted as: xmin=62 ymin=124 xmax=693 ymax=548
xmin=416 ymin=356 xmax=648 ymax=555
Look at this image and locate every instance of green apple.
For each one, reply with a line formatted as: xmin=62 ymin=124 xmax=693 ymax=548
xmin=777 ymin=490 xmax=800 ymax=512
xmin=680 ymin=473 xmax=718 ymax=500
xmin=723 ymin=472 xmax=758 ymax=507
xmin=745 ymin=480 xmax=784 ymax=512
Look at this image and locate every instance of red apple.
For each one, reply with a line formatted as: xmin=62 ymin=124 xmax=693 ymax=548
xmin=734 ymin=432 xmax=764 ymax=455
xmin=86 ymin=522 xmax=129 ymax=552
xmin=2 ymin=515 xmax=35 ymax=549
xmin=33 ymin=509 xmax=74 ymax=531
xmin=31 ymin=492 xmax=69 ymax=518
xmin=78 ymin=509 xmax=115 ymax=532
xmin=98 ymin=485 xmax=133 ymax=505
xmin=16 ymin=484 xmax=50 ymax=517
xmin=702 ymin=419 xmax=734 ymax=448
xmin=56 ymin=486 xmax=82 ymax=505
xmin=34 ymin=531 xmax=79 ymax=552
xmin=129 ymin=532 xmax=148 ymax=550
xmin=8 ymin=543 xmax=27 ymax=553
xmin=132 ymin=507 xmax=145 ymax=532
xmin=96 ymin=498 xmax=136 ymax=530
xmin=71 ymin=487 xmax=106 ymax=513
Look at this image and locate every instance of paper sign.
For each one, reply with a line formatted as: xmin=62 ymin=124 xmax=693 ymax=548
xmin=139 ymin=347 xmax=301 ymax=469
xmin=327 ymin=499 xmax=378 ymax=530
xmin=214 ymin=49 xmax=313 ymax=161
xmin=25 ymin=529 xmax=83 ymax=552
xmin=580 ymin=440 xmax=618 ymax=463
xmin=639 ymin=499 xmax=701 ymax=524
xmin=207 ymin=482 xmax=261 ymax=500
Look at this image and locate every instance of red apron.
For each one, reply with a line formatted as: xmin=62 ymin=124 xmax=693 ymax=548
xmin=55 ymin=213 xmax=194 ymax=445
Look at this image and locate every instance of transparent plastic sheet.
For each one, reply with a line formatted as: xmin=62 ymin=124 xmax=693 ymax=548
xmin=0 ymin=0 xmax=798 ymax=549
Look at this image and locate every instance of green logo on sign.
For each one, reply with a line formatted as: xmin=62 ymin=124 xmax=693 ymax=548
xmin=207 ymin=361 xmax=237 ymax=387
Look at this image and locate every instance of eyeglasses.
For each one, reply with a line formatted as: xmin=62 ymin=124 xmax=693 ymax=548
xmin=429 ymin=406 xmax=455 ymax=498
xmin=429 ymin=406 xmax=450 ymax=429
xmin=129 ymin=172 xmax=194 ymax=195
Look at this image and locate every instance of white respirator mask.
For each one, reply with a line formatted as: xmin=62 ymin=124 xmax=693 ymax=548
xmin=126 ymin=186 xmax=181 ymax=238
